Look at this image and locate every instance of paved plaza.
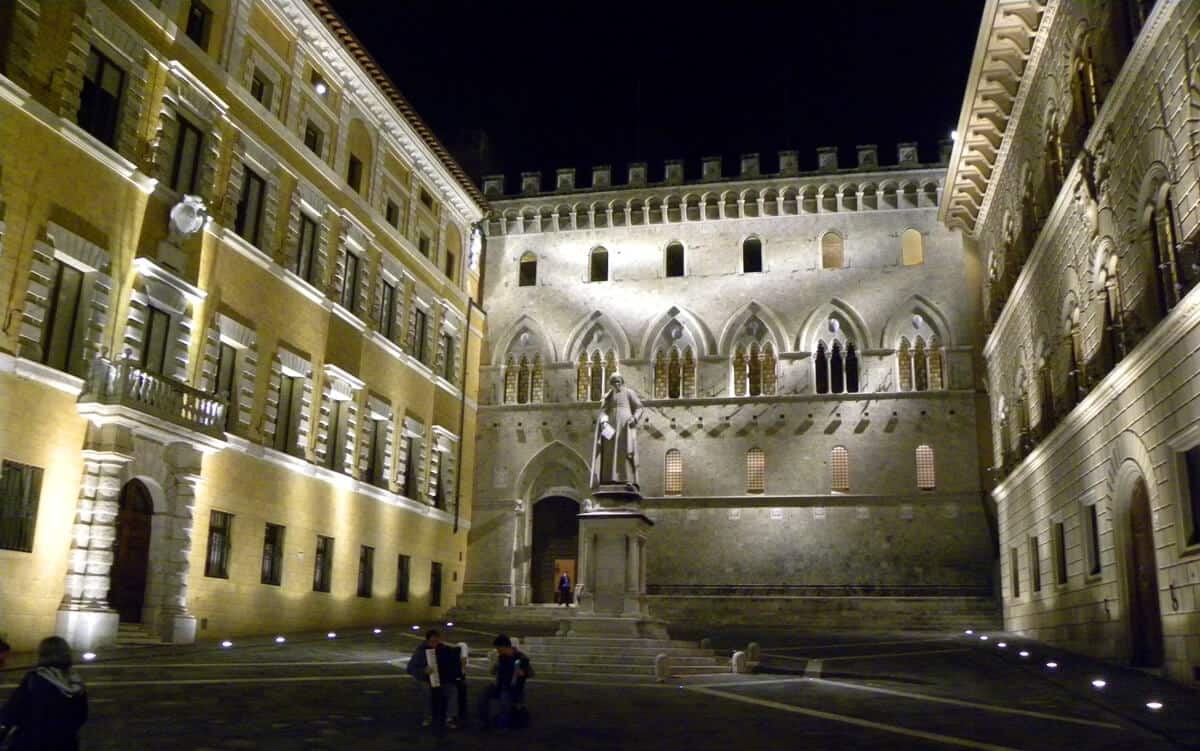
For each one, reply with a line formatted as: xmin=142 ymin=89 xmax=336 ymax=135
xmin=2 ymin=623 xmax=1197 ymax=750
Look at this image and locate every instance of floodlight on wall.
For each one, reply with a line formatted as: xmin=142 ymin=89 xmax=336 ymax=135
xmin=412 ymin=625 xmax=420 ymax=631
xmin=445 ymin=622 xmax=455 ymax=628
xmin=951 ymin=130 xmax=959 ymax=142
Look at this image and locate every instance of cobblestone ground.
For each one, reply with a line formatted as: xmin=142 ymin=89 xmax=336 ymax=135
xmin=1 ymin=624 xmax=1197 ymax=750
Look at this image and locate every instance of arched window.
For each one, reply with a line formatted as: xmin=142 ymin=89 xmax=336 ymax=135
xmin=1150 ymin=192 xmax=1183 ymax=317
xmin=830 ymin=341 xmax=845 ymax=393
xmin=897 ymin=339 xmax=912 ymax=391
xmin=815 ymin=336 xmax=859 ymax=394
xmin=518 ymin=252 xmax=537 ymax=286
xmin=1045 ymin=118 xmax=1065 ymax=198
xmin=531 ymin=355 xmax=544 ymax=402
xmin=1073 ymin=47 xmax=1099 ymax=135
xmin=830 ymin=446 xmax=849 ymax=493
xmin=589 ymin=247 xmax=609 ymax=282
xmin=746 ymin=448 xmax=765 ymax=493
xmin=503 ymin=357 xmax=518 ymax=403
xmin=901 ymin=229 xmax=923 ymax=266
xmin=913 ymin=339 xmax=928 ymax=391
xmin=654 ymin=346 xmax=695 ymax=399
xmin=814 ymin=342 xmax=829 ymax=394
xmin=821 ymin=231 xmax=844 ymax=269
xmin=897 ymin=336 xmax=943 ymax=392
xmin=577 ymin=348 xmax=617 ymax=401
xmin=916 ymin=445 xmax=935 ymax=490
xmin=664 ymin=449 xmax=682 ymax=496
xmin=733 ymin=342 xmax=778 ymax=397
xmin=516 ymin=355 xmax=531 ymax=403
xmin=742 ymin=237 xmax=763 ymax=273
xmin=665 ymin=242 xmax=685 ymax=278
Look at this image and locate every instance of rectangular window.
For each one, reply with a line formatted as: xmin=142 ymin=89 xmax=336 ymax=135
xmin=235 ymin=167 xmax=266 ymax=246
xmin=357 ymin=545 xmax=374 ymax=598
xmin=430 ymin=561 xmax=443 ymax=607
xmin=78 ymin=48 xmax=124 ymax=147
xmin=402 ymin=435 xmax=418 ymax=498
xmin=418 ymin=234 xmax=432 ymax=258
xmin=746 ymin=449 xmax=765 ymax=494
xmin=313 ymin=535 xmax=334 ymax=593
xmin=1084 ymin=503 xmax=1102 ymax=576
xmin=347 ymin=155 xmax=363 ymax=193
xmin=184 ymin=0 xmax=213 ymax=50
xmin=1029 ymin=536 xmax=1042 ymax=593
xmin=395 ymin=554 xmax=410 ymax=602
xmin=42 ymin=261 xmax=85 ymax=376
xmin=250 ymin=69 xmax=272 ymax=109
xmin=325 ymin=399 xmax=349 ymax=471
xmin=411 ymin=309 xmax=428 ymax=363
xmin=444 ymin=249 xmax=457 ymax=282
xmin=303 ymin=120 xmax=323 ymax=158
xmin=441 ymin=333 xmax=456 ymax=382
xmin=1053 ymin=521 xmax=1068 ymax=585
xmin=260 ymin=523 xmax=285 ymax=586
xmin=831 ymin=448 xmax=849 ymax=493
xmin=0 ymin=460 xmax=43 ymax=553
xmin=295 ymin=215 xmax=318 ymax=284
xmin=385 ymin=199 xmax=401 ymax=228
xmin=1182 ymin=446 xmax=1200 ymax=545
xmin=141 ymin=307 xmax=172 ymax=375
xmin=213 ymin=342 xmax=238 ymax=431
xmin=273 ymin=374 xmax=302 ymax=454
xmin=419 ymin=188 xmax=434 ymax=210
xmin=204 ymin=510 xmax=232 ymax=579
xmin=379 ymin=280 xmax=397 ymax=340
xmin=340 ymin=253 xmax=360 ymax=313
xmin=366 ymin=417 xmax=389 ymax=488
xmin=1010 ymin=547 xmax=1020 ymax=598
xmin=664 ymin=450 xmax=682 ymax=495
xmin=170 ymin=116 xmax=204 ymax=194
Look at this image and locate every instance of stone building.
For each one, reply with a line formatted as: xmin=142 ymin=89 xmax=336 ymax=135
xmin=458 ymin=147 xmax=1000 ymax=628
xmin=943 ymin=0 xmax=1200 ymax=683
xmin=0 ymin=0 xmax=484 ymax=650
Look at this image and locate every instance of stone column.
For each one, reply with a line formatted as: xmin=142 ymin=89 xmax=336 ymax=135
xmin=156 ymin=443 xmax=203 ymax=644
xmin=56 ymin=426 xmax=134 ymax=650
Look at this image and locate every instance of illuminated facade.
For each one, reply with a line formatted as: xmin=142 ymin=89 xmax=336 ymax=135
xmin=944 ymin=0 xmax=1200 ymax=684
xmin=0 ymin=0 xmax=484 ymax=650
xmin=459 ymin=150 xmax=1000 ymax=628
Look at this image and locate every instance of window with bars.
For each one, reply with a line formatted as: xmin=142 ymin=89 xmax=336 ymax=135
xmin=746 ymin=448 xmax=765 ymax=494
xmin=357 ymin=545 xmax=375 ymax=598
xmin=261 ymin=523 xmax=285 ymax=586
xmin=396 ymin=554 xmax=411 ymax=602
xmin=664 ymin=449 xmax=682 ymax=496
xmin=915 ymin=445 xmax=935 ymax=490
xmin=831 ymin=447 xmax=849 ymax=493
xmin=204 ymin=510 xmax=232 ymax=579
xmin=0 ymin=460 xmax=42 ymax=553
xmin=313 ymin=535 xmax=334 ymax=592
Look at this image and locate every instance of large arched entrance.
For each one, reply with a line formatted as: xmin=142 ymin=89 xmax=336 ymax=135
xmin=108 ymin=480 xmax=154 ymax=623
xmin=530 ymin=496 xmax=579 ymax=604
xmin=1124 ymin=476 xmax=1164 ymax=667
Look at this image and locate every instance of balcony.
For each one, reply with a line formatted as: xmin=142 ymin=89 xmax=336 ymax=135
xmin=79 ymin=352 xmax=227 ymax=441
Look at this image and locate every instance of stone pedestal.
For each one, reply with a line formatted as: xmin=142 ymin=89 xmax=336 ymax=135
xmin=565 ymin=488 xmax=667 ymax=638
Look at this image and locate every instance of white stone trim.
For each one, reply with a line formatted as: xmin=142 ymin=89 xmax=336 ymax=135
xmin=0 ymin=352 xmax=85 ymax=395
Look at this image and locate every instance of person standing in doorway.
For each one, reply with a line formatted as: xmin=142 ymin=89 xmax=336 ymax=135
xmin=557 ymin=571 xmax=572 ymax=606
xmin=0 ymin=636 xmax=88 ymax=751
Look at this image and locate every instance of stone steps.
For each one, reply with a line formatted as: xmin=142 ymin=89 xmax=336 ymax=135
xmin=517 ymin=634 xmax=726 ymax=679
xmin=115 ymin=623 xmax=166 ymax=647
xmin=522 ymin=637 xmax=693 ymax=649
xmin=525 ymin=646 xmax=716 ymax=659
xmin=526 ymin=653 xmax=723 ymax=667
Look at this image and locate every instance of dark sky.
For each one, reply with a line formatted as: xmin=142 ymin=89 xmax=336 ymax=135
xmin=327 ymin=1 xmax=984 ymax=189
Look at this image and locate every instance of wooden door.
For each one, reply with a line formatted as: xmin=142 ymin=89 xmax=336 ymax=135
xmin=1128 ymin=479 xmax=1164 ymax=667
xmin=108 ymin=481 xmax=154 ymax=623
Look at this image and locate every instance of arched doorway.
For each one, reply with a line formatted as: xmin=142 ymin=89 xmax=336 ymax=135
xmin=530 ymin=496 xmax=579 ymax=604
xmin=1125 ymin=477 xmax=1164 ymax=667
xmin=108 ymin=480 xmax=154 ymax=623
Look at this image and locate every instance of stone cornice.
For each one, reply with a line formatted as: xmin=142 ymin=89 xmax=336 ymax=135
xmin=479 ymin=389 xmax=982 ymax=413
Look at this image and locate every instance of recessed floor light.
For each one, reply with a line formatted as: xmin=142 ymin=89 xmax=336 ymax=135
xmin=979 ymin=635 xmax=989 ymax=641
xmin=275 ymin=636 xmax=286 ymax=644
xmin=1019 ymin=651 xmax=1030 ymax=658
xmin=1045 ymin=662 xmax=1058 ymax=669
xmin=82 ymin=652 xmax=96 ymax=662
xmin=964 ymin=630 xmax=974 ymax=635
xmin=1146 ymin=701 xmax=1163 ymax=711
xmin=1091 ymin=679 xmax=1106 ymax=689
xmin=997 ymin=642 xmax=1007 ymax=648
xmin=327 ymin=632 xmax=337 ymax=639
xmin=221 ymin=640 xmax=233 ymax=648
xmin=373 ymin=628 xmax=382 ymax=635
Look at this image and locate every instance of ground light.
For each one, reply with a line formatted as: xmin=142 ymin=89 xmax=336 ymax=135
xmin=327 ymin=632 xmax=337 ymax=639
xmin=1146 ymin=701 xmax=1163 ymax=711
xmin=964 ymin=629 xmax=974 ymax=635
xmin=997 ymin=642 xmax=1007 ymax=648
xmin=1045 ymin=662 xmax=1059 ymax=669
xmin=1091 ymin=679 xmax=1106 ymax=689
xmin=373 ymin=628 xmax=382 ymax=635
xmin=1019 ymin=651 xmax=1030 ymax=658
xmin=979 ymin=635 xmax=989 ymax=641
xmin=221 ymin=640 xmax=233 ymax=648
xmin=411 ymin=625 xmax=420 ymax=631
xmin=81 ymin=652 xmax=96 ymax=662
xmin=275 ymin=636 xmax=286 ymax=644
xmin=445 ymin=622 xmax=455 ymax=628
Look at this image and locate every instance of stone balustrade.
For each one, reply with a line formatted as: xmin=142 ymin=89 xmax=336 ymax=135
xmin=80 ymin=352 xmax=227 ymax=439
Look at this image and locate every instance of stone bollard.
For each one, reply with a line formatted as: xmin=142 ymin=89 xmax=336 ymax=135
xmin=655 ymin=653 xmax=672 ymax=683
xmin=747 ymin=642 xmax=761 ymax=662
xmin=731 ymin=650 xmax=748 ymax=674
xmin=699 ymin=638 xmax=712 ymax=650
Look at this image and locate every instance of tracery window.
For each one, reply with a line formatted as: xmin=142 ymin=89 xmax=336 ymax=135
xmin=732 ymin=342 xmax=777 ymax=396
xmin=830 ymin=446 xmax=849 ymax=493
xmin=654 ymin=346 xmax=695 ymax=399
xmin=503 ymin=355 xmax=543 ymax=405
xmin=577 ymin=349 xmax=617 ymax=401
xmin=897 ymin=336 xmax=943 ymax=392
xmin=814 ymin=339 xmax=859 ymax=394
xmin=664 ymin=449 xmax=682 ymax=496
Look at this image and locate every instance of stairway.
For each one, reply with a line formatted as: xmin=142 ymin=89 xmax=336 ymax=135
xmin=518 ymin=636 xmax=727 ymax=681
xmin=115 ymin=623 xmax=166 ymax=647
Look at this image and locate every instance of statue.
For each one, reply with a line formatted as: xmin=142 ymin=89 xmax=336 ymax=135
xmin=590 ymin=373 xmax=645 ymax=493
xmin=168 ymin=195 xmax=208 ymax=244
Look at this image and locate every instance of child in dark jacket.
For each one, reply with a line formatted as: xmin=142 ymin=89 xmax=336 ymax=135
xmin=0 ymin=636 xmax=88 ymax=751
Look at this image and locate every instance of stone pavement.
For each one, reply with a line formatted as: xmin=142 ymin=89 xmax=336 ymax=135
xmin=0 ymin=623 xmax=1197 ymax=750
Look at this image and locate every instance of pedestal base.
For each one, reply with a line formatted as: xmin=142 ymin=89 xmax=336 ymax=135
xmin=55 ymin=608 xmax=119 ymax=651
xmin=162 ymin=614 xmax=196 ymax=644
xmin=556 ymin=615 xmax=671 ymax=640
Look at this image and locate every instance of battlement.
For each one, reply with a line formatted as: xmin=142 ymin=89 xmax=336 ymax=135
xmin=483 ymin=141 xmax=950 ymax=199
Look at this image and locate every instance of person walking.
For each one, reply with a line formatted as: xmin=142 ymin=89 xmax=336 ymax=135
xmin=477 ymin=634 xmax=533 ymax=730
xmin=430 ymin=640 xmax=467 ymax=731
xmin=0 ymin=636 xmax=88 ymax=751
xmin=405 ymin=629 xmax=440 ymax=728
xmin=557 ymin=572 xmax=571 ymax=606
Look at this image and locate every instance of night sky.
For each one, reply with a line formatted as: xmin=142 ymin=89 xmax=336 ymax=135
xmin=326 ymin=0 xmax=985 ymax=189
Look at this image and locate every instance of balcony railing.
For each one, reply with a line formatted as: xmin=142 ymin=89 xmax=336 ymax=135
xmin=80 ymin=351 xmax=227 ymax=439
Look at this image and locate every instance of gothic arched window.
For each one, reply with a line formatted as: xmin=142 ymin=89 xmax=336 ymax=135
xmin=830 ymin=446 xmax=849 ymax=493
xmin=814 ymin=342 xmax=829 ymax=394
xmin=654 ymin=346 xmax=695 ymax=399
xmin=516 ymin=355 xmax=531 ymax=403
xmin=503 ymin=357 xmax=518 ymax=403
xmin=816 ymin=335 xmax=859 ymax=395
xmin=901 ymin=229 xmax=923 ymax=266
xmin=664 ymin=448 xmax=682 ymax=496
xmin=897 ymin=335 xmax=943 ymax=392
xmin=821 ymin=231 xmax=844 ymax=269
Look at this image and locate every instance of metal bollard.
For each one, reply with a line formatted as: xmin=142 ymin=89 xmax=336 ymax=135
xmin=731 ymin=650 xmax=748 ymax=674
xmin=655 ymin=653 xmax=672 ymax=683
